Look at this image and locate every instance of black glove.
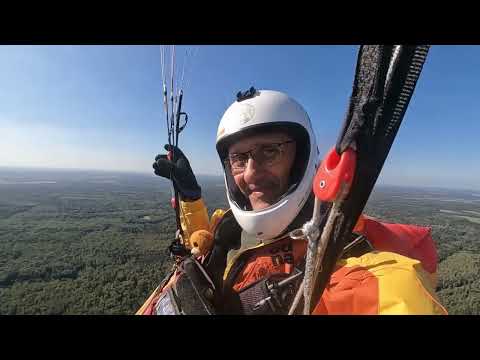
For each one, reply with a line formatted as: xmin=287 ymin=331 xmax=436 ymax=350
xmin=153 ymin=145 xmax=201 ymax=201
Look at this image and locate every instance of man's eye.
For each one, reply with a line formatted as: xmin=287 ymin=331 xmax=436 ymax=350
xmin=262 ymin=147 xmax=278 ymax=157
xmin=230 ymin=155 xmax=247 ymax=164
xmin=231 ymin=154 xmax=244 ymax=161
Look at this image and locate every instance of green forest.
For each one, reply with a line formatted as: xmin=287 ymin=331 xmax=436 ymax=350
xmin=0 ymin=169 xmax=479 ymax=315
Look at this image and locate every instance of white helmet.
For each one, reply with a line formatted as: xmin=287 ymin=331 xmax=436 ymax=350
xmin=216 ymin=88 xmax=319 ymax=241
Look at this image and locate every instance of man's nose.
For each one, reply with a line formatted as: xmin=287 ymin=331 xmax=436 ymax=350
xmin=243 ymin=157 xmax=262 ymax=183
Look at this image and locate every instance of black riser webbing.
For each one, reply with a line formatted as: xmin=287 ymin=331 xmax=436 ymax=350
xmin=309 ymin=45 xmax=430 ymax=312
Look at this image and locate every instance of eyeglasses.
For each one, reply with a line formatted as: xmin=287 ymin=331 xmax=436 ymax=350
xmin=225 ymin=141 xmax=295 ymax=174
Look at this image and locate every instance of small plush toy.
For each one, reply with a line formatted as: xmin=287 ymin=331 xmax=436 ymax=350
xmin=189 ymin=229 xmax=214 ymax=256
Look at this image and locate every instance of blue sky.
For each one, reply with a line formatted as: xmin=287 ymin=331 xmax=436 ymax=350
xmin=0 ymin=45 xmax=479 ymax=190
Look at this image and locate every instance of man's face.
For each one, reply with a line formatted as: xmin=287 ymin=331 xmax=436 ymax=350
xmin=227 ymin=131 xmax=296 ymax=210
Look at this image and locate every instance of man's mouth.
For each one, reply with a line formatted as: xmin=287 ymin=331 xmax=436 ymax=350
xmin=248 ymin=186 xmax=268 ymax=195
xmin=245 ymin=181 xmax=279 ymax=201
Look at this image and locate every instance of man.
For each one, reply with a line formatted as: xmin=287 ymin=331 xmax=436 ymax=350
xmin=137 ymin=89 xmax=447 ymax=315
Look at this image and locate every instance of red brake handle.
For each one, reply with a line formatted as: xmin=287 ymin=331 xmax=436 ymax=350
xmin=313 ymin=147 xmax=357 ymax=202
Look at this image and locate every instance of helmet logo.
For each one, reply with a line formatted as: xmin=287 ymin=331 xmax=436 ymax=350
xmin=237 ymin=104 xmax=255 ymax=125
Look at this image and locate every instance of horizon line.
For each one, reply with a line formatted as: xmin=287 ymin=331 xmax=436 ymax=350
xmin=1 ymin=165 xmax=479 ymax=193
xmin=0 ymin=165 xmax=223 ymax=177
